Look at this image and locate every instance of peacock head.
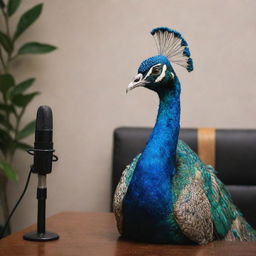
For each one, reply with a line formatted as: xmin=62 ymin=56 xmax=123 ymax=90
xmin=127 ymin=27 xmax=193 ymax=93
xmin=127 ymin=55 xmax=176 ymax=93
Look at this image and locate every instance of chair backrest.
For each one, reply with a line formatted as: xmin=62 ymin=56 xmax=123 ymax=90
xmin=112 ymin=127 xmax=256 ymax=228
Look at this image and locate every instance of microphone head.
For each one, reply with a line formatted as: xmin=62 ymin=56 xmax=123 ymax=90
xmin=36 ymin=106 xmax=53 ymax=131
xmin=34 ymin=106 xmax=54 ymax=175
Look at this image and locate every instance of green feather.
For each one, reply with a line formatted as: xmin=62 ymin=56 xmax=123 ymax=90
xmin=174 ymin=140 xmax=256 ymax=240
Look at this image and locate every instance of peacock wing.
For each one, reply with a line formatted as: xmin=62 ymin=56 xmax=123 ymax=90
xmin=173 ymin=140 xmax=214 ymax=244
xmin=173 ymin=171 xmax=214 ymax=244
xmin=113 ymin=154 xmax=141 ymax=234
xmin=174 ymin=140 xmax=256 ymax=243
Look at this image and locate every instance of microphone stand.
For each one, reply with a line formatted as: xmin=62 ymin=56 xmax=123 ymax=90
xmin=23 ymin=106 xmax=59 ymax=242
xmin=37 ymin=175 xmax=47 ymax=236
xmin=23 ymin=174 xmax=59 ymax=241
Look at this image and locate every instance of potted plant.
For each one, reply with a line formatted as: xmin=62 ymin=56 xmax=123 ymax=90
xmin=0 ymin=0 xmax=56 ymax=235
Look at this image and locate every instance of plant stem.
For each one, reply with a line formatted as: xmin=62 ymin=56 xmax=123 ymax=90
xmin=1 ymin=7 xmax=11 ymax=72
xmin=15 ymin=108 xmax=25 ymax=139
xmin=9 ymin=107 xmax=25 ymax=163
xmin=10 ymin=54 xmax=18 ymax=62
xmin=0 ymin=8 xmax=14 ymax=162
xmin=0 ymin=47 xmax=7 ymax=73
xmin=1 ymin=8 xmax=10 ymax=38
xmin=0 ymin=174 xmax=11 ymax=235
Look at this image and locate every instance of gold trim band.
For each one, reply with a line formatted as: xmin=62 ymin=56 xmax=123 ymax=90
xmin=197 ymin=128 xmax=216 ymax=168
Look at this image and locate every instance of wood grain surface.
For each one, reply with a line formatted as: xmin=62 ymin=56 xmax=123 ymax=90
xmin=0 ymin=212 xmax=255 ymax=256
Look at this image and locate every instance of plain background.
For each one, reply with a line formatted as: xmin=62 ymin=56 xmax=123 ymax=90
xmin=2 ymin=0 xmax=256 ymax=232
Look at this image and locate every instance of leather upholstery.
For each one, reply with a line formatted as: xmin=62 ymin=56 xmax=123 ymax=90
xmin=112 ymin=127 xmax=256 ymax=228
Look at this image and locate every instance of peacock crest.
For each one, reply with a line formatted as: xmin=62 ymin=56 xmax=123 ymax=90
xmin=151 ymin=27 xmax=193 ymax=72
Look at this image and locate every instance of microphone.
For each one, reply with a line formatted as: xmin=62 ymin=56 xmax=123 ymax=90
xmin=23 ymin=106 xmax=59 ymax=242
xmin=33 ymin=106 xmax=55 ymax=175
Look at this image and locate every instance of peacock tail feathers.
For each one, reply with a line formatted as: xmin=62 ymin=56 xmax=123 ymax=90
xmin=151 ymin=27 xmax=193 ymax=72
xmin=225 ymin=215 xmax=256 ymax=241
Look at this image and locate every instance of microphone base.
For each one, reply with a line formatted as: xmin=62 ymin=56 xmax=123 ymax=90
xmin=23 ymin=231 xmax=59 ymax=242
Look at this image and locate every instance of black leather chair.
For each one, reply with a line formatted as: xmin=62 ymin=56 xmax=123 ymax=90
xmin=112 ymin=127 xmax=256 ymax=228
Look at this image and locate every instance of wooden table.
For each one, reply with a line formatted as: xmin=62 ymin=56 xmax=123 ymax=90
xmin=0 ymin=212 xmax=255 ymax=256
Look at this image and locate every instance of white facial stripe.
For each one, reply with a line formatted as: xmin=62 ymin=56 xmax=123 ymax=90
xmin=144 ymin=67 xmax=153 ymax=80
xmin=144 ymin=64 xmax=162 ymax=80
xmin=155 ymin=64 xmax=167 ymax=83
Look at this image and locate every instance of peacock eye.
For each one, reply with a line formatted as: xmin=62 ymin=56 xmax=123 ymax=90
xmin=151 ymin=66 xmax=162 ymax=75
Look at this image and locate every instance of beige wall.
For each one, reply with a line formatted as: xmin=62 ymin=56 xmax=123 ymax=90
xmin=4 ymin=0 xmax=256 ymax=232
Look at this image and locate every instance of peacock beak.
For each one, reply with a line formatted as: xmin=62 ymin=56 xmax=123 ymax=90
xmin=126 ymin=73 xmax=147 ymax=93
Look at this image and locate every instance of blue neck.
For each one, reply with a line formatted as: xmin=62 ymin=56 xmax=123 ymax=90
xmin=138 ymin=80 xmax=181 ymax=176
xmin=123 ymin=80 xmax=181 ymax=241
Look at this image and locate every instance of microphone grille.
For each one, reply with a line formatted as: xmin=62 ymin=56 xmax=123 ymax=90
xmin=36 ymin=106 xmax=53 ymax=130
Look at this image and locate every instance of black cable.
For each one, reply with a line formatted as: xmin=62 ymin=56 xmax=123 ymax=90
xmin=0 ymin=166 xmax=33 ymax=239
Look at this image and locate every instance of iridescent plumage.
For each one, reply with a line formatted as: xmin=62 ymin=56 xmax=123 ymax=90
xmin=113 ymin=27 xmax=256 ymax=244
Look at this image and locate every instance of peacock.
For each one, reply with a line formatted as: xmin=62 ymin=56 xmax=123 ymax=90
xmin=113 ymin=27 xmax=256 ymax=244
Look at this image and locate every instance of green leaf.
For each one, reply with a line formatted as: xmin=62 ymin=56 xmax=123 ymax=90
xmin=7 ymin=0 xmax=22 ymax=16
xmin=0 ymin=128 xmax=11 ymax=139
xmin=8 ymin=78 xmax=35 ymax=99
xmin=0 ymin=103 xmax=16 ymax=113
xmin=0 ymin=128 xmax=11 ymax=156
xmin=16 ymin=142 xmax=32 ymax=151
xmin=0 ymin=113 xmax=5 ymax=122
xmin=0 ymin=128 xmax=12 ymax=152
xmin=14 ymin=3 xmax=43 ymax=40
xmin=0 ymin=31 xmax=13 ymax=53
xmin=0 ymin=1 xmax=5 ymax=9
xmin=18 ymin=42 xmax=57 ymax=55
xmin=0 ymin=74 xmax=15 ymax=95
xmin=0 ymin=161 xmax=18 ymax=181
xmin=17 ymin=120 xmax=35 ymax=139
xmin=12 ymin=92 xmax=39 ymax=107
xmin=0 ymin=113 xmax=14 ymax=130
